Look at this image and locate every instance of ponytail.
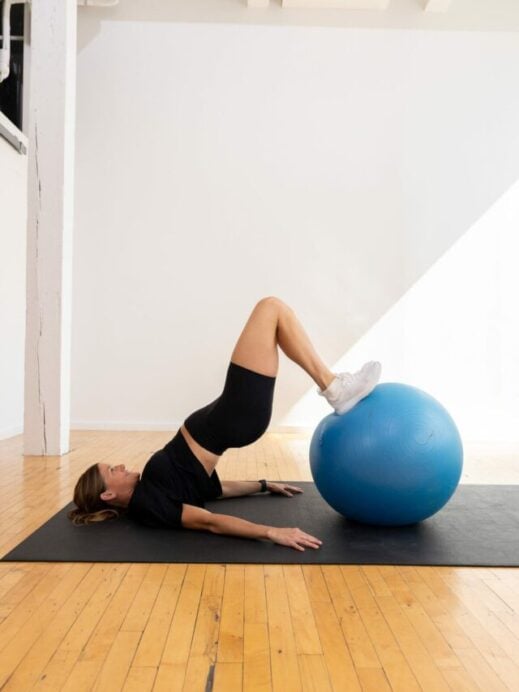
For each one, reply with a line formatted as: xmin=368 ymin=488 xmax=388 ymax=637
xmin=69 ymin=463 xmax=123 ymax=525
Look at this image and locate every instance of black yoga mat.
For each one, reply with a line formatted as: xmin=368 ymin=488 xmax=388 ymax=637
xmin=2 ymin=483 xmax=519 ymax=566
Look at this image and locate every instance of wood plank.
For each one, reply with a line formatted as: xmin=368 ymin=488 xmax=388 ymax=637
xmin=55 ymin=563 xmax=150 ymax=691
xmin=433 ymin=568 xmax=519 ymax=689
xmin=355 ymin=667 xmax=392 ymax=691
xmin=0 ymin=563 xmax=112 ymax=690
xmin=380 ymin=567 xmax=480 ymax=691
xmin=213 ymin=661 xmax=242 ymax=691
xmin=218 ymin=564 xmax=245 ymax=663
xmin=153 ymin=663 xmax=187 ymax=692
xmin=301 ymin=565 xmax=331 ymax=604
xmin=264 ymin=564 xmax=301 ymax=691
xmin=340 ymin=566 xmax=421 ymax=690
xmin=482 ymin=573 xmax=519 ymax=614
xmin=120 ymin=564 xmax=168 ymax=633
xmin=160 ymin=563 xmax=206 ymax=674
xmin=243 ymin=622 xmax=271 ymax=692
xmin=0 ymin=562 xmax=54 ymax=623
xmin=283 ymin=565 xmax=322 ymax=654
xmin=321 ymin=565 xmax=380 ymax=669
xmin=440 ymin=666 xmax=485 ymax=692
xmin=0 ymin=564 xmax=87 ymax=676
xmin=243 ymin=562 xmax=269 ymax=690
xmin=450 ymin=646 xmax=509 ymax=692
xmin=32 ymin=563 xmax=130 ymax=690
xmin=183 ymin=564 xmax=226 ymax=690
xmin=0 ymin=568 xmax=29 ymax=600
xmin=189 ymin=564 xmax=225 ymax=658
xmin=244 ymin=565 xmax=267 ymax=624
xmin=183 ymin=655 xmax=216 ymax=692
xmin=368 ymin=567 xmax=463 ymax=671
xmin=298 ymin=654 xmax=332 ymax=691
xmin=310 ymin=600 xmax=361 ymax=692
xmin=60 ymin=660 xmax=102 ymax=692
xmin=399 ymin=567 xmax=509 ymax=691
xmin=372 ymin=593 xmax=453 ymax=691
xmin=94 ymin=630 xmax=142 ymax=691
xmin=122 ymin=665 xmax=157 ymax=692
xmin=132 ymin=564 xmax=187 ymax=667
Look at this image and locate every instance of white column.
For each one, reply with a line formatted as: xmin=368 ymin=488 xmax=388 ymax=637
xmin=24 ymin=0 xmax=77 ymax=455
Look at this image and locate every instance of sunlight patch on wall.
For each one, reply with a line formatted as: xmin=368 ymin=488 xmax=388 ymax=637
xmin=282 ymin=180 xmax=519 ymax=442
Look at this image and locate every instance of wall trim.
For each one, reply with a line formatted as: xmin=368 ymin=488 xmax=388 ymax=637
xmin=2 ymin=423 xmax=518 ymax=445
xmin=0 ymin=111 xmax=27 ymax=154
xmin=0 ymin=425 xmax=23 ymax=441
xmin=70 ymin=420 xmax=313 ymax=434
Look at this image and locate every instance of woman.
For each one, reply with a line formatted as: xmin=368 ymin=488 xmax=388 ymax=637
xmin=69 ymin=297 xmax=381 ymax=551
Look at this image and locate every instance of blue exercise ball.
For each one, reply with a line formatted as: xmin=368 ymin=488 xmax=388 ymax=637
xmin=310 ymin=383 xmax=463 ymax=526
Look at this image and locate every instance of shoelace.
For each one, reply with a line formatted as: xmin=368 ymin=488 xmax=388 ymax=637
xmin=325 ymin=372 xmax=357 ymax=401
xmin=338 ymin=372 xmax=355 ymax=386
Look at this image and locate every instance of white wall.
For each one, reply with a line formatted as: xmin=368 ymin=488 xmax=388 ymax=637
xmin=287 ymin=179 xmax=519 ymax=442
xmin=72 ymin=11 xmax=519 ymax=441
xmin=0 ymin=133 xmax=27 ymax=439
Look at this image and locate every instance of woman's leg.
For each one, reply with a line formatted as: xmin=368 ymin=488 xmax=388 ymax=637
xmin=231 ymin=297 xmax=335 ymax=391
xmin=184 ymin=297 xmax=380 ymax=475
xmin=181 ymin=298 xmax=336 ymax=475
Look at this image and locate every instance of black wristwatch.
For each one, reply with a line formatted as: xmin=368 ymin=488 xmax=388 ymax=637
xmin=258 ymin=479 xmax=268 ymax=493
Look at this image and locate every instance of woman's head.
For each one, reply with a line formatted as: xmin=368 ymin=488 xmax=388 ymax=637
xmin=68 ymin=463 xmax=140 ymax=525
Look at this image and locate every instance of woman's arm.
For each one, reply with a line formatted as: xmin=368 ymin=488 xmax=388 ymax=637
xmin=181 ymin=504 xmax=321 ymax=551
xmin=219 ymin=480 xmax=264 ymax=498
xmin=219 ymin=480 xmax=303 ymax=498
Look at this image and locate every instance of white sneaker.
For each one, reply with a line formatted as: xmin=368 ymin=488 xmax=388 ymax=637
xmin=318 ymin=361 xmax=382 ymax=415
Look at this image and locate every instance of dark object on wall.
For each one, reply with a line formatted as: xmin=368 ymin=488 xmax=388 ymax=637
xmin=0 ymin=3 xmax=25 ymax=130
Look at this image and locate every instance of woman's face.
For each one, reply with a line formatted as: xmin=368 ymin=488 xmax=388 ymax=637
xmin=97 ymin=463 xmax=140 ymax=505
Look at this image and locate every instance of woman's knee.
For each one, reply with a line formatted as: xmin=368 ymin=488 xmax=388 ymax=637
xmin=255 ymin=296 xmax=290 ymax=315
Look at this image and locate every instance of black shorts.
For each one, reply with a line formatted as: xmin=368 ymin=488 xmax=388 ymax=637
xmin=183 ymin=362 xmax=276 ymax=455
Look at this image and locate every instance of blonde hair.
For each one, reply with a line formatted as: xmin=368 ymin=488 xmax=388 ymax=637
xmin=68 ymin=463 xmax=122 ymax=526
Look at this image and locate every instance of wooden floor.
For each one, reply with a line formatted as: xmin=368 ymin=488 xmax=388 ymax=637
xmin=0 ymin=431 xmax=518 ymax=691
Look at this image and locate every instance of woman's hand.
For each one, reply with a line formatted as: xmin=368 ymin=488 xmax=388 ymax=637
xmin=266 ymin=527 xmax=322 ymax=551
xmin=267 ymin=482 xmax=303 ymax=497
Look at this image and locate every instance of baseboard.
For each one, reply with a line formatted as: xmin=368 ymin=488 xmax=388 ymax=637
xmin=64 ymin=421 xmax=519 ymax=441
xmin=265 ymin=425 xmax=313 ymax=434
xmin=70 ymin=420 xmax=313 ymax=434
xmin=0 ymin=425 xmax=23 ymax=441
xmin=3 ymin=422 xmax=518 ymax=446
xmin=6 ymin=417 xmax=519 ymax=443
xmin=71 ymin=420 xmax=183 ymax=431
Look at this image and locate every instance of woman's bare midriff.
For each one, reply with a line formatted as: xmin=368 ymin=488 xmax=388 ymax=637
xmin=180 ymin=424 xmax=220 ymax=476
